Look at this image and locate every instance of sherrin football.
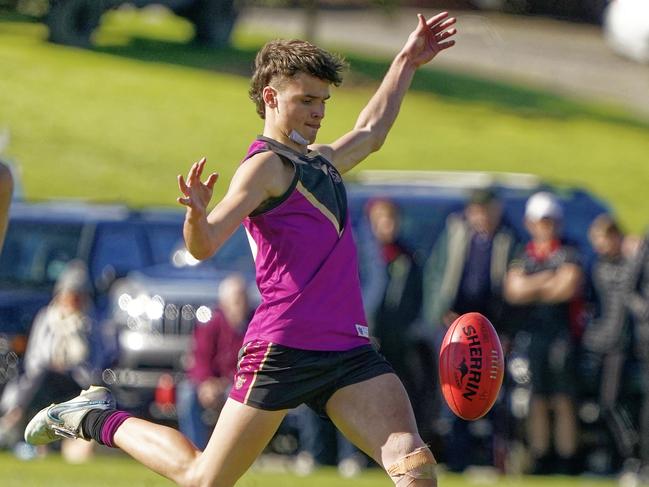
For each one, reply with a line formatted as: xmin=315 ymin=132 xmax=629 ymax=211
xmin=439 ymin=312 xmax=504 ymax=420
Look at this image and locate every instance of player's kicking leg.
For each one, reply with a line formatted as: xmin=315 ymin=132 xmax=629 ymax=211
xmin=325 ymin=373 xmax=437 ymax=486
xmin=25 ymin=387 xmax=287 ymax=487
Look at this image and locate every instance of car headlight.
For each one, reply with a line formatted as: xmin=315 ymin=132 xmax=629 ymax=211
xmin=195 ymin=305 xmax=212 ymax=324
xmin=118 ymin=293 xmax=165 ymax=320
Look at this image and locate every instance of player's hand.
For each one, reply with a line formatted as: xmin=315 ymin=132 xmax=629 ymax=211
xmin=402 ymin=12 xmax=456 ymax=68
xmin=177 ymin=157 xmax=219 ymax=215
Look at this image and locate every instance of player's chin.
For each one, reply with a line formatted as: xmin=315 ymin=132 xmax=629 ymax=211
xmin=305 ymin=125 xmax=320 ymax=141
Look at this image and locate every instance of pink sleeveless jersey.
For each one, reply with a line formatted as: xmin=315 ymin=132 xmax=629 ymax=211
xmin=240 ymin=137 xmax=370 ymax=351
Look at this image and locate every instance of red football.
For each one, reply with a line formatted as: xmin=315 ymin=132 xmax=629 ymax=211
xmin=439 ymin=312 xmax=504 ymax=420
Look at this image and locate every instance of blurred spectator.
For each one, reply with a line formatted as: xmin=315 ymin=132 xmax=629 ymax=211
xmin=626 ymin=231 xmax=649 ymax=480
xmin=582 ymin=215 xmax=639 ymax=470
xmin=176 ymin=273 xmax=250 ymax=450
xmin=0 ymin=161 xmax=13 ymax=250
xmin=423 ymin=187 xmax=518 ymax=471
xmin=504 ymin=192 xmax=583 ymax=475
xmin=0 ymin=260 xmax=94 ymax=455
xmin=424 ymin=188 xmax=518 ymax=333
xmin=371 ymin=198 xmax=446 ymax=446
xmin=365 ymin=199 xmax=428 ymax=409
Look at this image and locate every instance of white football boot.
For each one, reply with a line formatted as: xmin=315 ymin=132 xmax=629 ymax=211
xmin=24 ymin=386 xmax=115 ymax=445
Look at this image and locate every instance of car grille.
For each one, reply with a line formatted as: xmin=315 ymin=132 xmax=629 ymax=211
xmin=156 ymin=303 xmax=198 ymax=335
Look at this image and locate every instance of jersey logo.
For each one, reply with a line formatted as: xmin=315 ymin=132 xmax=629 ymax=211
xmin=235 ymin=375 xmax=247 ymax=390
xmin=355 ymin=324 xmax=369 ymax=338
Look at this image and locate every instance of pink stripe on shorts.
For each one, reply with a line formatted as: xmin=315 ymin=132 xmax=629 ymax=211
xmin=229 ymin=340 xmax=274 ymax=405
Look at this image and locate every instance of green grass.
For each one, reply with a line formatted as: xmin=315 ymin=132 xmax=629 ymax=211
xmin=1 ymin=9 xmax=648 ymax=231
xmin=1 ymin=451 xmax=618 ymax=487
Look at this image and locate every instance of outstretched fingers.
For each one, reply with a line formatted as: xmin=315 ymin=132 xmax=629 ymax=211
xmin=432 ymin=18 xmax=457 ymax=36
xmin=177 ymin=174 xmax=191 ymax=207
xmin=205 ymin=172 xmax=219 ymax=190
xmin=186 ymin=157 xmax=207 ymax=185
xmin=186 ymin=162 xmax=196 ymax=183
xmin=178 ymin=157 xmax=211 ymax=208
xmin=436 ymin=28 xmax=457 ymax=43
xmin=416 ymin=13 xmax=428 ymax=32
xmin=178 ymin=174 xmax=189 ymax=195
xmin=426 ymin=11 xmax=452 ymax=29
xmin=437 ymin=40 xmax=456 ymax=51
xmin=425 ymin=13 xmax=457 ymax=51
xmin=177 ymin=196 xmax=191 ymax=207
xmin=196 ymin=157 xmax=207 ymax=179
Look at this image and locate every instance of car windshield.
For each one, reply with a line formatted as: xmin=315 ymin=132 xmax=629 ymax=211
xmin=144 ymin=223 xmax=184 ymax=265
xmin=0 ymin=222 xmax=82 ymax=289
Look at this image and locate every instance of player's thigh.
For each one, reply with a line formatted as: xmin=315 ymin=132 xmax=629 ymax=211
xmin=325 ymin=372 xmax=423 ymax=467
xmin=193 ymin=398 xmax=287 ymax=487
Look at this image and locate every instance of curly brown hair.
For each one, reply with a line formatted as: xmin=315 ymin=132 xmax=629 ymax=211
xmin=249 ymin=39 xmax=347 ymax=119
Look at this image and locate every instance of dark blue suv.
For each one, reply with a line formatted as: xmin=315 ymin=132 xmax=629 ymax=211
xmin=0 ymin=201 xmax=186 ymax=386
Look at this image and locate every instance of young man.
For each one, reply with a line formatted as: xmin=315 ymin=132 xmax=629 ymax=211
xmin=504 ymin=191 xmax=583 ymax=475
xmin=25 ymin=12 xmax=456 ymax=487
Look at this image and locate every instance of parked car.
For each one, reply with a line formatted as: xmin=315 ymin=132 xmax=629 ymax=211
xmin=604 ymin=0 xmax=649 ymax=63
xmin=0 ymin=200 xmax=185 ymax=388
xmin=103 ymin=170 xmax=610 ymax=421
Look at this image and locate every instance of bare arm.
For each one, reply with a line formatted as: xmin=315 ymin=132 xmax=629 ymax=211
xmin=177 ymin=154 xmax=290 ymax=260
xmin=537 ymin=263 xmax=582 ymax=303
xmin=504 ymin=264 xmax=582 ymax=305
xmin=504 ymin=267 xmax=554 ymax=305
xmin=313 ymin=12 xmax=456 ymax=173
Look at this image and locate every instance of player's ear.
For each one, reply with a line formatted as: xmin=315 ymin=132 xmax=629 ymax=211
xmin=262 ymin=86 xmax=278 ymax=110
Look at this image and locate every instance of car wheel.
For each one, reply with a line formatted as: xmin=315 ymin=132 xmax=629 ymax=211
xmin=46 ymin=0 xmax=104 ymax=47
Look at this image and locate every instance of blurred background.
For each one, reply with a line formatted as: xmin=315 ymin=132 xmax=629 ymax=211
xmin=1 ymin=1 xmax=648 ymax=486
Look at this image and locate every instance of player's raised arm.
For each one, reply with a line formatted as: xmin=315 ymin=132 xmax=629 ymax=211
xmin=318 ymin=12 xmax=456 ymax=174
xmin=177 ymin=153 xmax=288 ymax=260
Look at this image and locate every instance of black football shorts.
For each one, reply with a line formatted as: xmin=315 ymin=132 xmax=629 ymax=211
xmin=228 ymin=339 xmax=394 ymax=416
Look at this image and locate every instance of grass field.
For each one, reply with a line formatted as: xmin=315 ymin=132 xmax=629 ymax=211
xmin=1 ymin=8 xmax=649 ymax=232
xmin=2 ymin=451 xmax=619 ymax=487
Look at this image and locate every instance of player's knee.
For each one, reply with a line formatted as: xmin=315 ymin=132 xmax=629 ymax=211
xmin=179 ymin=460 xmax=233 ymax=487
xmin=176 ymin=459 xmax=209 ymax=487
xmin=385 ymin=441 xmax=437 ymax=487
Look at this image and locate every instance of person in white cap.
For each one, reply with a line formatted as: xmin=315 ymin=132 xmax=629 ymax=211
xmin=504 ymin=191 xmax=584 ymax=475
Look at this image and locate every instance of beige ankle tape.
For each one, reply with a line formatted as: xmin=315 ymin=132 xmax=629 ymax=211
xmin=386 ymin=446 xmax=437 ymax=479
